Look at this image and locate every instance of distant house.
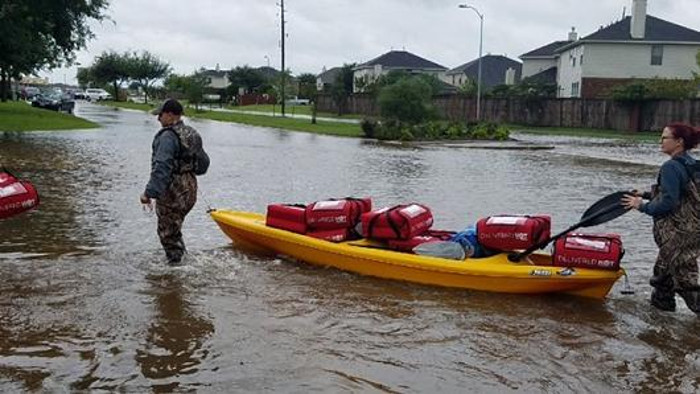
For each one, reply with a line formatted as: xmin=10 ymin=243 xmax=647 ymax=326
xmin=519 ymin=31 xmax=576 ymax=82
xmin=524 ymin=0 xmax=700 ymax=98
xmin=443 ymin=55 xmax=522 ymax=90
xmin=353 ymin=50 xmax=448 ymax=92
xmin=316 ymin=66 xmax=341 ymax=91
xmin=200 ymin=65 xmax=229 ymax=89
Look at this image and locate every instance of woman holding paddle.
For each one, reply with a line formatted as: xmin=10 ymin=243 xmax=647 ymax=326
xmin=622 ymin=123 xmax=700 ymax=315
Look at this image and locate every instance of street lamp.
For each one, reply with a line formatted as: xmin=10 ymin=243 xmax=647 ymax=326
xmin=458 ymin=3 xmax=483 ymax=121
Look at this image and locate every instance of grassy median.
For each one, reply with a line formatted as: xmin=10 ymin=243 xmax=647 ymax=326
xmin=100 ymin=101 xmax=363 ymax=137
xmin=511 ymin=124 xmax=659 ymax=141
xmin=0 ymin=101 xmax=99 ymax=131
xmin=227 ymin=104 xmax=363 ymax=119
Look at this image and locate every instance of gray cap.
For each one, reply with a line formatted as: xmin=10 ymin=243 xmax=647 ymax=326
xmin=151 ymin=98 xmax=184 ymax=115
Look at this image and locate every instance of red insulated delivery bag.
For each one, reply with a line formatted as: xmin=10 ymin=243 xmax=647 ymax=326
xmin=361 ymin=204 xmax=434 ymax=240
xmin=0 ymin=171 xmax=39 ymax=219
xmin=266 ymin=204 xmax=308 ymax=234
xmin=387 ymin=230 xmax=455 ymax=252
xmin=476 ymin=214 xmax=551 ymax=251
xmin=553 ymin=233 xmax=624 ymax=270
xmin=307 ymin=228 xmax=352 ymax=243
xmin=306 ymin=197 xmax=371 ymax=230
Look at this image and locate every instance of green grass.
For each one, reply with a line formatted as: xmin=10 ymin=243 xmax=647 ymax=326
xmin=0 ymin=101 xmax=98 ymax=131
xmin=227 ymin=104 xmax=363 ymax=119
xmin=509 ymin=124 xmax=660 ymax=142
xmin=190 ymin=110 xmax=362 ymax=137
xmin=100 ymin=101 xmax=362 ymax=137
xmin=100 ymin=100 xmax=156 ymax=112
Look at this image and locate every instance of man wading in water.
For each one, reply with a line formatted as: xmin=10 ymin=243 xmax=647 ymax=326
xmin=140 ymin=99 xmax=210 ymax=265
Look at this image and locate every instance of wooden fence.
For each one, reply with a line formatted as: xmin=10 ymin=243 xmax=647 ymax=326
xmin=316 ymin=94 xmax=700 ymax=131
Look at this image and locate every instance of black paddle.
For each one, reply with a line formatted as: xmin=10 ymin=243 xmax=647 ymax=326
xmin=508 ymin=191 xmax=631 ymax=262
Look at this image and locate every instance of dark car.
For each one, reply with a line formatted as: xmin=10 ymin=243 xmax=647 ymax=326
xmin=31 ymin=91 xmax=75 ymax=114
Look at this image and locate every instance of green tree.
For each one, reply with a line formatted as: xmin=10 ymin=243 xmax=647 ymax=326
xmin=228 ymin=66 xmax=266 ymax=95
xmin=0 ymin=0 xmax=109 ymax=101
xmin=129 ymin=51 xmax=170 ymax=104
xmin=330 ymin=63 xmax=355 ymax=116
xmin=378 ymin=77 xmax=436 ymax=124
xmin=297 ymin=73 xmax=317 ymax=99
xmin=89 ymin=51 xmax=132 ymax=101
xmin=184 ymin=72 xmax=209 ymax=110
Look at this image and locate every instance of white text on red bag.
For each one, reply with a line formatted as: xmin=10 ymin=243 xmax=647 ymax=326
xmin=0 ymin=171 xmax=39 ymax=219
xmin=553 ymin=233 xmax=624 ymax=270
xmin=307 ymin=228 xmax=352 ymax=243
xmin=476 ymin=214 xmax=551 ymax=251
xmin=361 ymin=204 xmax=434 ymax=240
xmin=306 ymin=197 xmax=371 ymax=230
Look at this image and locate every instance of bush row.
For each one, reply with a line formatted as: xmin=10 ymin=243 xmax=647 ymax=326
xmin=361 ymin=119 xmax=510 ymax=141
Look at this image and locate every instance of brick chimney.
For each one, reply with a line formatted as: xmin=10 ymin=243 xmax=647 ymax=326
xmin=568 ymin=27 xmax=577 ymax=41
xmin=630 ymin=0 xmax=647 ymax=39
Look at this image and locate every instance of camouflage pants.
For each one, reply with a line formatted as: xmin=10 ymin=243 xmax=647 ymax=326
xmin=651 ymin=217 xmax=700 ymax=313
xmin=156 ymin=173 xmax=197 ymax=264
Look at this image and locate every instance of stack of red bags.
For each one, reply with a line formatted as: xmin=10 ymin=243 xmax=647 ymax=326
xmin=266 ymin=197 xmax=371 ymax=242
xmin=359 ymin=204 xmax=454 ymax=252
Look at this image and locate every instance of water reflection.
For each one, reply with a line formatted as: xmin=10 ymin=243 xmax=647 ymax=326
xmin=0 ymin=133 xmax=107 ymax=258
xmin=135 ymin=273 xmax=214 ymax=392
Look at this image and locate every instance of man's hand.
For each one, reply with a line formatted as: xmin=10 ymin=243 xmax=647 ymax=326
xmin=140 ymin=194 xmax=153 ymax=212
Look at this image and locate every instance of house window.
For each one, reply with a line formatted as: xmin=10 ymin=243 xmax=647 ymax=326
xmin=651 ymin=45 xmax=663 ymax=65
xmin=571 ymin=82 xmax=580 ymax=97
xmin=580 ymin=54 xmax=584 ymax=65
xmin=572 ymin=57 xmax=577 ymax=67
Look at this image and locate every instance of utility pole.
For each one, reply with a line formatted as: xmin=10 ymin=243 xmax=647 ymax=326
xmin=279 ymin=0 xmax=286 ymax=117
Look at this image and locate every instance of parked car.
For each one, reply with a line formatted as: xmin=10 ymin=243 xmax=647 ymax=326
xmin=72 ymin=90 xmax=87 ymax=100
xmin=84 ymin=88 xmax=112 ymax=101
xmin=31 ymin=91 xmax=75 ymax=114
xmin=285 ymin=96 xmax=311 ymax=106
xmin=21 ymin=86 xmax=41 ymax=100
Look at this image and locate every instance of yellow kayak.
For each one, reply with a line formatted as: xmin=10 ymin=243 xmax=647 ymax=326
xmin=211 ymin=210 xmax=625 ymax=299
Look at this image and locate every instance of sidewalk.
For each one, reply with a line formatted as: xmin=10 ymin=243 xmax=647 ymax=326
xmin=208 ymin=107 xmax=361 ymax=124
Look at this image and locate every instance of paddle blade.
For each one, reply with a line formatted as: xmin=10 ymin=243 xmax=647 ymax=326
xmin=580 ymin=191 xmax=630 ymax=227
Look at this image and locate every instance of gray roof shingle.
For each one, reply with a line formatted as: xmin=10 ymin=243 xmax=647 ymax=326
xmin=581 ymin=15 xmax=700 ymax=42
xmin=520 ymin=40 xmax=573 ymax=58
xmin=357 ymin=50 xmax=447 ymax=70
xmin=317 ymin=67 xmax=341 ymax=83
xmin=446 ymin=55 xmax=522 ymax=89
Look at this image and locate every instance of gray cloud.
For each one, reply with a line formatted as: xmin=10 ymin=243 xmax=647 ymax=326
xmin=41 ymin=0 xmax=700 ymax=83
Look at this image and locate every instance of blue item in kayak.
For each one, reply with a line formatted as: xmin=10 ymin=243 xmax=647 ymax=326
xmin=450 ymin=226 xmax=486 ymax=258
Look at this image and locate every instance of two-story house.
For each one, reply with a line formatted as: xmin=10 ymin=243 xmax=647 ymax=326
xmin=353 ymin=50 xmax=448 ymax=92
xmin=553 ymin=0 xmax=700 ymax=98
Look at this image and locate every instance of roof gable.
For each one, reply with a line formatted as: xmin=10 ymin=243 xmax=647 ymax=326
xmin=317 ymin=67 xmax=341 ymax=83
xmin=446 ymin=55 xmax=522 ymax=88
xmin=583 ymin=15 xmax=700 ymax=42
xmin=520 ymin=40 xmax=572 ymax=58
xmin=358 ymin=50 xmax=447 ymax=70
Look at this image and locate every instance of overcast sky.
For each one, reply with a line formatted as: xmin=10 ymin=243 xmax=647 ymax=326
xmin=41 ymin=0 xmax=699 ymax=84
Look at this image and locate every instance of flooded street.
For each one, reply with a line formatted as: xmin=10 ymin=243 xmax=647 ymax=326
xmin=1 ymin=103 xmax=698 ymax=392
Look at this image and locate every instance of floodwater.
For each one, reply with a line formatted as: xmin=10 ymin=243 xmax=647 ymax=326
xmin=1 ymin=103 xmax=698 ymax=393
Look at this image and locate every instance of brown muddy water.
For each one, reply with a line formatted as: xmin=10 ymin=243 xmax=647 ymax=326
xmin=1 ymin=103 xmax=698 ymax=393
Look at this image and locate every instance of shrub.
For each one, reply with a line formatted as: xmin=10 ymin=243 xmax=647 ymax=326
xmin=360 ymin=118 xmax=378 ymax=138
xmin=378 ymin=77 xmax=436 ymax=124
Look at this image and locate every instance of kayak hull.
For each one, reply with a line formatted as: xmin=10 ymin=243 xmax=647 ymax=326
xmin=211 ymin=210 xmax=624 ymax=299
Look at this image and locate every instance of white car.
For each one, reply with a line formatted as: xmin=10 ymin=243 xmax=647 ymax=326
xmin=84 ymin=88 xmax=112 ymax=101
